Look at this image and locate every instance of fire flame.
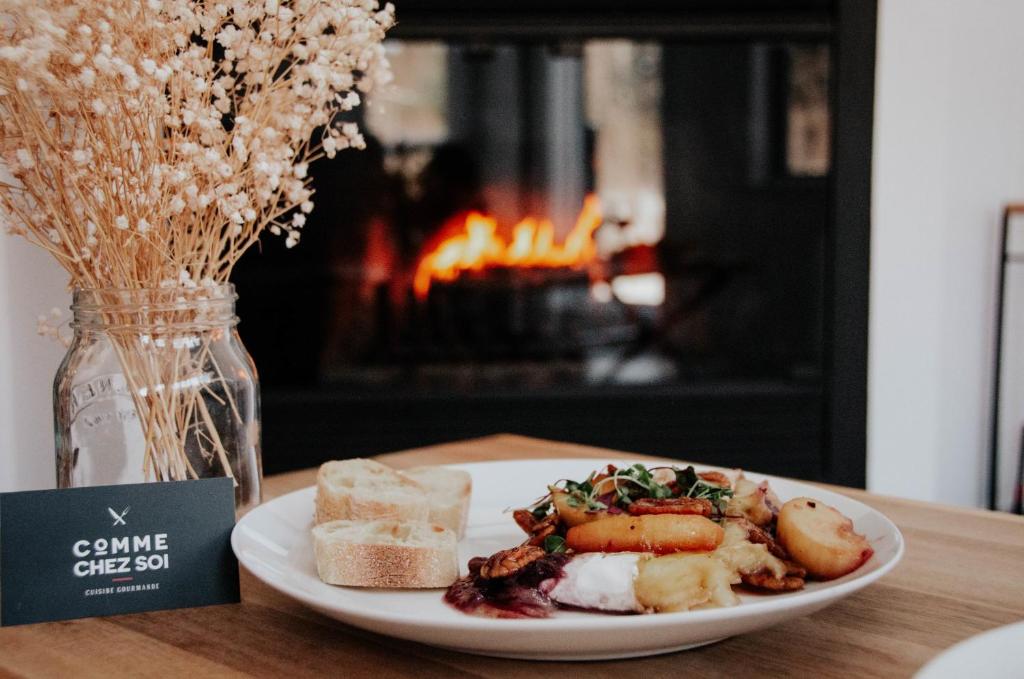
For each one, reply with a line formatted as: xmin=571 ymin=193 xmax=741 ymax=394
xmin=413 ymin=194 xmax=603 ymax=298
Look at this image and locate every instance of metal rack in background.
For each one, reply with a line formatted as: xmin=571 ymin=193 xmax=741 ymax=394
xmin=988 ymin=204 xmax=1024 ymax=513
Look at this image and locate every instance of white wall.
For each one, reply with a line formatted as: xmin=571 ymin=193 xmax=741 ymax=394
xmin=869 ymin=0 xmax=1024 ymax=506
xmin=0 ymin=234 xmax=67 ymax=492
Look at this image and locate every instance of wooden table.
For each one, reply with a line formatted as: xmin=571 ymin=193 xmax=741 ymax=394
xmin=3 ymin=435 xmax=1023 ymax=678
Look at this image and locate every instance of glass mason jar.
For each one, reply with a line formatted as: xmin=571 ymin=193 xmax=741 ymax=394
xmin=53 ymin=285 xmax=262 ymax=512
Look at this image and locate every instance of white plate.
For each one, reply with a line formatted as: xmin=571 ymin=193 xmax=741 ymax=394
xmin=232 ymin=458 xmax=904 ymax=660
xmin=915 ymin=621 xmax=1024 ymax=678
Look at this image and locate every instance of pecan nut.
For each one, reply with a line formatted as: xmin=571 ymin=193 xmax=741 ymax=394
xmin=526 ymin=524 xmax=556 ymax=546
xmin=626 ymin=497 xmax=713 ymax=517
xmin=729 ymin=517 xmax=790 ymax=560
xmin=512 ymin=509 xmax=538 ymax=534
xmin=524 ymin=513 xmax=559 ymax=546
xmin=741 ymin=568 xmax=805 ymax=591
xmin=478 ymin=545 xmax=547 ymax=580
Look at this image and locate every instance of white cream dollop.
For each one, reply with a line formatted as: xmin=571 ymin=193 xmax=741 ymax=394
xmin=545 ymin=553 xmax=644 ymax=613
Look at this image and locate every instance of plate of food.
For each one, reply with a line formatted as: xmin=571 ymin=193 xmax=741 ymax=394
xmin=231 ymin=457 xmax=904 ymax=660
xmin=914 ymin=621 xmax=1024 ymax=678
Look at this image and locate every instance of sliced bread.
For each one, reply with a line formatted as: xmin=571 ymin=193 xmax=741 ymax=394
xmin=312 ymin=519 xmax=459 ymax=588
xmin=401 ymin=465 xmax=472 ymax=538
xmin=315 ymin=458 xmax=428 ymax=524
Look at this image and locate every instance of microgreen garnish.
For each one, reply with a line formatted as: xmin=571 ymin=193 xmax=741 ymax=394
xmin=675 ymin=466 xmax=733 ymax=515
xmin=563 ymin=474 xmax=609 ymax=511
xmin=543 ymin=535 xmax=567 ymax=553
xmin=530 ymin=501 xmax=551 ymax=521
xmin=529 ymin=463 xmax=734 ymax=520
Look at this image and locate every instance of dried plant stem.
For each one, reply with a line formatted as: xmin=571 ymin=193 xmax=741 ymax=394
xmin=99 ymin=308 xmax=239 ymax=484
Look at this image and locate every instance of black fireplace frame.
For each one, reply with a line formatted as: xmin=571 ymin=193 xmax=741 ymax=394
xmin=253 ymin=0 xmax=875 ymax=487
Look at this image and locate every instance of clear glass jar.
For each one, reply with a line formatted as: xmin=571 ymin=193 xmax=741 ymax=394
xmin=53 ymin=285 xmax=262 ymax=512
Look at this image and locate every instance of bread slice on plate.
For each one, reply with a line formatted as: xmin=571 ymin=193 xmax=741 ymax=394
xmin=315 ymin=459 xmax=428 ymax=524
xmin=402 ymin=465 xmax=472 ymax=538
xmin=312 ymin=519 xmax=459 ymax=588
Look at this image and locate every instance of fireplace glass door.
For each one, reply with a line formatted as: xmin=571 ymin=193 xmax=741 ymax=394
xmin=234 ymin=35 xmax=838 ymax=480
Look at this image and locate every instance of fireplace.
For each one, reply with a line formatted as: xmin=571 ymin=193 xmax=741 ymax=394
xmin=234 ymin=0 xmax=874 ymax=486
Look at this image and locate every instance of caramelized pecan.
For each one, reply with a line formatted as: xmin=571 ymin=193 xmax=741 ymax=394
xmin=728 ymin=517 xmax=790 ymax=560
xmin=525 ymin=517 xmax=557 ymax=546
xmin=784 ymin=560 xmax=807 ymax=579
xmin=626 ymin=497 xmax=713 ymax=517
xmin=742 ymin=559 xmax=806 ymax=591
xmin=512 ymin=509 xmax=538 ymax=535
xmin=513 ymin=510 xmax=559 ymax=546
xmin=467 ymin=556 xmax=488 ymax=575
xmin=478 ymin=545 xmax=547 ymax=579
xmin=741 ymin=568 xmax=805 ymax=591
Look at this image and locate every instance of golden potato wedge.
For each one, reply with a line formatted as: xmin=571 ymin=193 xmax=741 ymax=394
xmin=551 ymin=489 xmax=607 ymax=527
xmin=565 ymin=514 xmax=724 ymax=554
xmin=697 ymin=471 xmax=732 ymax=488
xmin=776 ymin=497 xmax=874 ymax=580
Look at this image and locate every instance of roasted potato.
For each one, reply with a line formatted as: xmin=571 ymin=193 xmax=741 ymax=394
xmin=697 ymin=471 xmax=732 ymax=488
xmin=565 ymin=514 xmax=724 ymax=554
xmin=776 ymin=497 xmax=873 ymax=580
xmin=551 ymin=489 xmax=607 ymax=527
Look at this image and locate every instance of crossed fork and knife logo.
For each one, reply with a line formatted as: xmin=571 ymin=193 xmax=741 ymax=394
xmin=107 ymin=506 xmax=130 ymax=526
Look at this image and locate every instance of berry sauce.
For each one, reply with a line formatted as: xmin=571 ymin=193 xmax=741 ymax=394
xmin=444 ymin=553 xmax=571 ymax=619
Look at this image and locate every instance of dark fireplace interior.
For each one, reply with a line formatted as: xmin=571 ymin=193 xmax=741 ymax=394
xmin=234 ymin=0 xmax=874 ymax=486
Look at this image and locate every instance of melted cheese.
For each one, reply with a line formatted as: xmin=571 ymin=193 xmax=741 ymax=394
xmin=714 ymin=521 xmax=788 ymax=578
xmin=634 ymin=553 xmax=740 ymax=612
xmin=725 ymin=478 xmax=774 ymax=526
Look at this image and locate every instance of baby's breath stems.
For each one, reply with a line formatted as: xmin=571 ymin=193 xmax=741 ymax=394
xmin=0 ymin=0 xmax=394 ymax=482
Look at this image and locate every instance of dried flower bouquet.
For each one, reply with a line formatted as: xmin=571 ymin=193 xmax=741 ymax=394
xmin=0 ymin=0 xmax=394 ymax=484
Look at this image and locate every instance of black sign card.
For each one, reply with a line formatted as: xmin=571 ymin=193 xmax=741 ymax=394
xmin=0 ymin=477 xmax=239 ymax=626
